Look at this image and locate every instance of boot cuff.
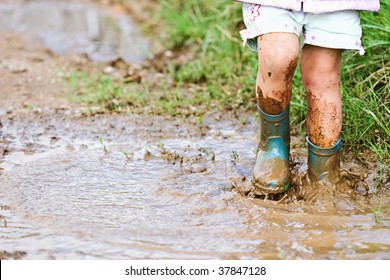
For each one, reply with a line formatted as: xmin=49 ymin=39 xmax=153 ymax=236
xmin=306 ymin=136 xmax=341 ymax=156
xmin=257 ymin=104 xmax=289 ymax=123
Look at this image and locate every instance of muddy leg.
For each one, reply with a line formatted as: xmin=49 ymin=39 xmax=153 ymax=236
xmin=301 ymin=45 xmax=342 ymax=148
xmin=252 ymin=33 xmax=299 ymax=194
xmin=301 ymin=45 xmax=343 ymax=181
xmin=256 ymin=33 xmax=299 ymax=115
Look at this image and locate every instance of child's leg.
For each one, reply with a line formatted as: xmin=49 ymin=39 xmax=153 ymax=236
xmin=298 ymin=10 xmax=361 ymax=182
xmin=300 ymin=45 xmax=343 ymax=181
xmin=300 ymin=45 xmax=343 ymax=148
xmin=252 ymin=33 xmax=299 ymax=194
xmin=256 ymin=33 xmax=300 ymax=115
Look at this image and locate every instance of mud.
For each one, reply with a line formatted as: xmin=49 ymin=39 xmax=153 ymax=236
xmin=307 ymin=93 xmax=342 ymax=148
xmin=252 ymin=157 xmax=290 ymax=194
xmin=284 ymin=57 xmax=298 ymax=84
xmin=257 ymin=86 xmax=286 ymax=115
xmin=0 ymin=250 xmax=26 ymax=260
xmin=256 ymin=56 xmax=297 ymax=115
xmin=1 ymin=0 xmax=390 ymax=260
xmin=233 ymin=151 xmax=370 ymax=205
xmin=1 ymin=109 xmax=389 ymax=260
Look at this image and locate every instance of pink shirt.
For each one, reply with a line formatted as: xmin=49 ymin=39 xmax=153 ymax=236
xmin=234 ymin=0 xmax=380 ymax=13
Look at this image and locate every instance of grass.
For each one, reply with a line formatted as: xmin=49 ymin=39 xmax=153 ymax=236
xmin=67 ymin=0 xmax=389 ymax=164
xmin=340 ymin=2 xmax=390 ymax=162
xmin=159 ymin=0 xmax=257 ymax=112
xmin=67 ymin=70 xmax=220 ymax=116
xmin=99 ymin=136 xmax=109 ymax=155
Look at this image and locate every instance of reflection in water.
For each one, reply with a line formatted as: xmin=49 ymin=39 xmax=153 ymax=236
xmin=0 ymin=1 xmax=151 ymax=63
xmin=0 ymin=116 xmax=389 ymax=259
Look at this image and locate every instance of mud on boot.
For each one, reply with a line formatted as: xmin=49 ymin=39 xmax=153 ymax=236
xmin=252 ymin=106 xmax=291 ymax=194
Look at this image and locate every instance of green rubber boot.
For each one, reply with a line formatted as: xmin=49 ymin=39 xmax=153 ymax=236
xmin=252 ymin=105 xmax=291 ymax=194
xmin=307 ymin=136 xmax=341 ymax=182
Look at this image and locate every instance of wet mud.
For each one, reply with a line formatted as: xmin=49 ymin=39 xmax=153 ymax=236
xmin=1 ymin=110 xmax=389 ymax=260
xmin=307 ymin=93 xmax=342 ymax=148
xmin=256 ymin=56 xmax=297 ymax=115
xmin=0 ymin=0 xmax=389 ymax=260
xmin=257 ymin=86 xmax=286 ymax=115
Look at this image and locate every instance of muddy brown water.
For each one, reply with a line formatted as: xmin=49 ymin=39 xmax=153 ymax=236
xmin=0 ymin=112 xmax=389 ymax=259
xmin=0 ymin=0 xmax=151 ymax=63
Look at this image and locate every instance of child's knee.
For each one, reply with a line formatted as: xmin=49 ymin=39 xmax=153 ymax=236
xmin=302 ymin=59 xmax=340 ymax=79
xmin=258 ymin=50 xmax=298 ymax=84
xmin=257 ymin=34 xmax=299 ymax=81
xmin=300 ymin=47 xmax=342 ymax=87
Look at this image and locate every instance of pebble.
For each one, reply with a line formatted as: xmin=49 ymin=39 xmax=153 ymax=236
xmin=183 ymin=167 xmax=193 ymax=174
xmin=164 ymin=50 xmax=173 ymax=58
xmin=10 ymin=64 xmax=28 ymax=73
xmin=103 ymin=66 xmax=115 ymax=74
xmin=0 ymin=146 xmax=5 ymax=158
xmin=192 ymin=164 xmax=207 ymax=173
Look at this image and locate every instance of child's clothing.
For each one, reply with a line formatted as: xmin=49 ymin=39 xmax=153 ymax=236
xmin=237 ymin=0 xmax=380 ymax=53
xmin=241 ymin=5 xmax=363 ymax=52
xmin=234 ymin=0 xmax=380 ymax=13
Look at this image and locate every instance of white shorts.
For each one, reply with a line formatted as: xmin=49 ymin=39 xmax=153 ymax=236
xmin=241 ymin=4 xmax=363 ymax=53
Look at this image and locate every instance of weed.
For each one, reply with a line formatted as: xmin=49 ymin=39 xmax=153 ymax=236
xmin=157 ymin=141 xmax=165 ymax=149
xmin=144 ymin=149 xmax=152 ymax=161
xmin=99 ymin=136 xmax=109 ymax=155
xmin=121 ymin=151 xmax=132 ymax=160
xmin=211 ymin=151 xmax=216 ymax=163
xmin=373 ymin=204 xmax=383 ymax=226
xmin=198 ymin=147 xmax=208 ymax=155
xmin=239 ymin=117 xmax=247 ymax=126
xmin=231 ymin=150 xmax=239 ymax=160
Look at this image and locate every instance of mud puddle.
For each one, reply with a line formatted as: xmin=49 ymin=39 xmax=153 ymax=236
xmin=0 ymin=0 xmax=151 ymax=63
xmin=0 ymin=111 xmax=389 ymax=259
